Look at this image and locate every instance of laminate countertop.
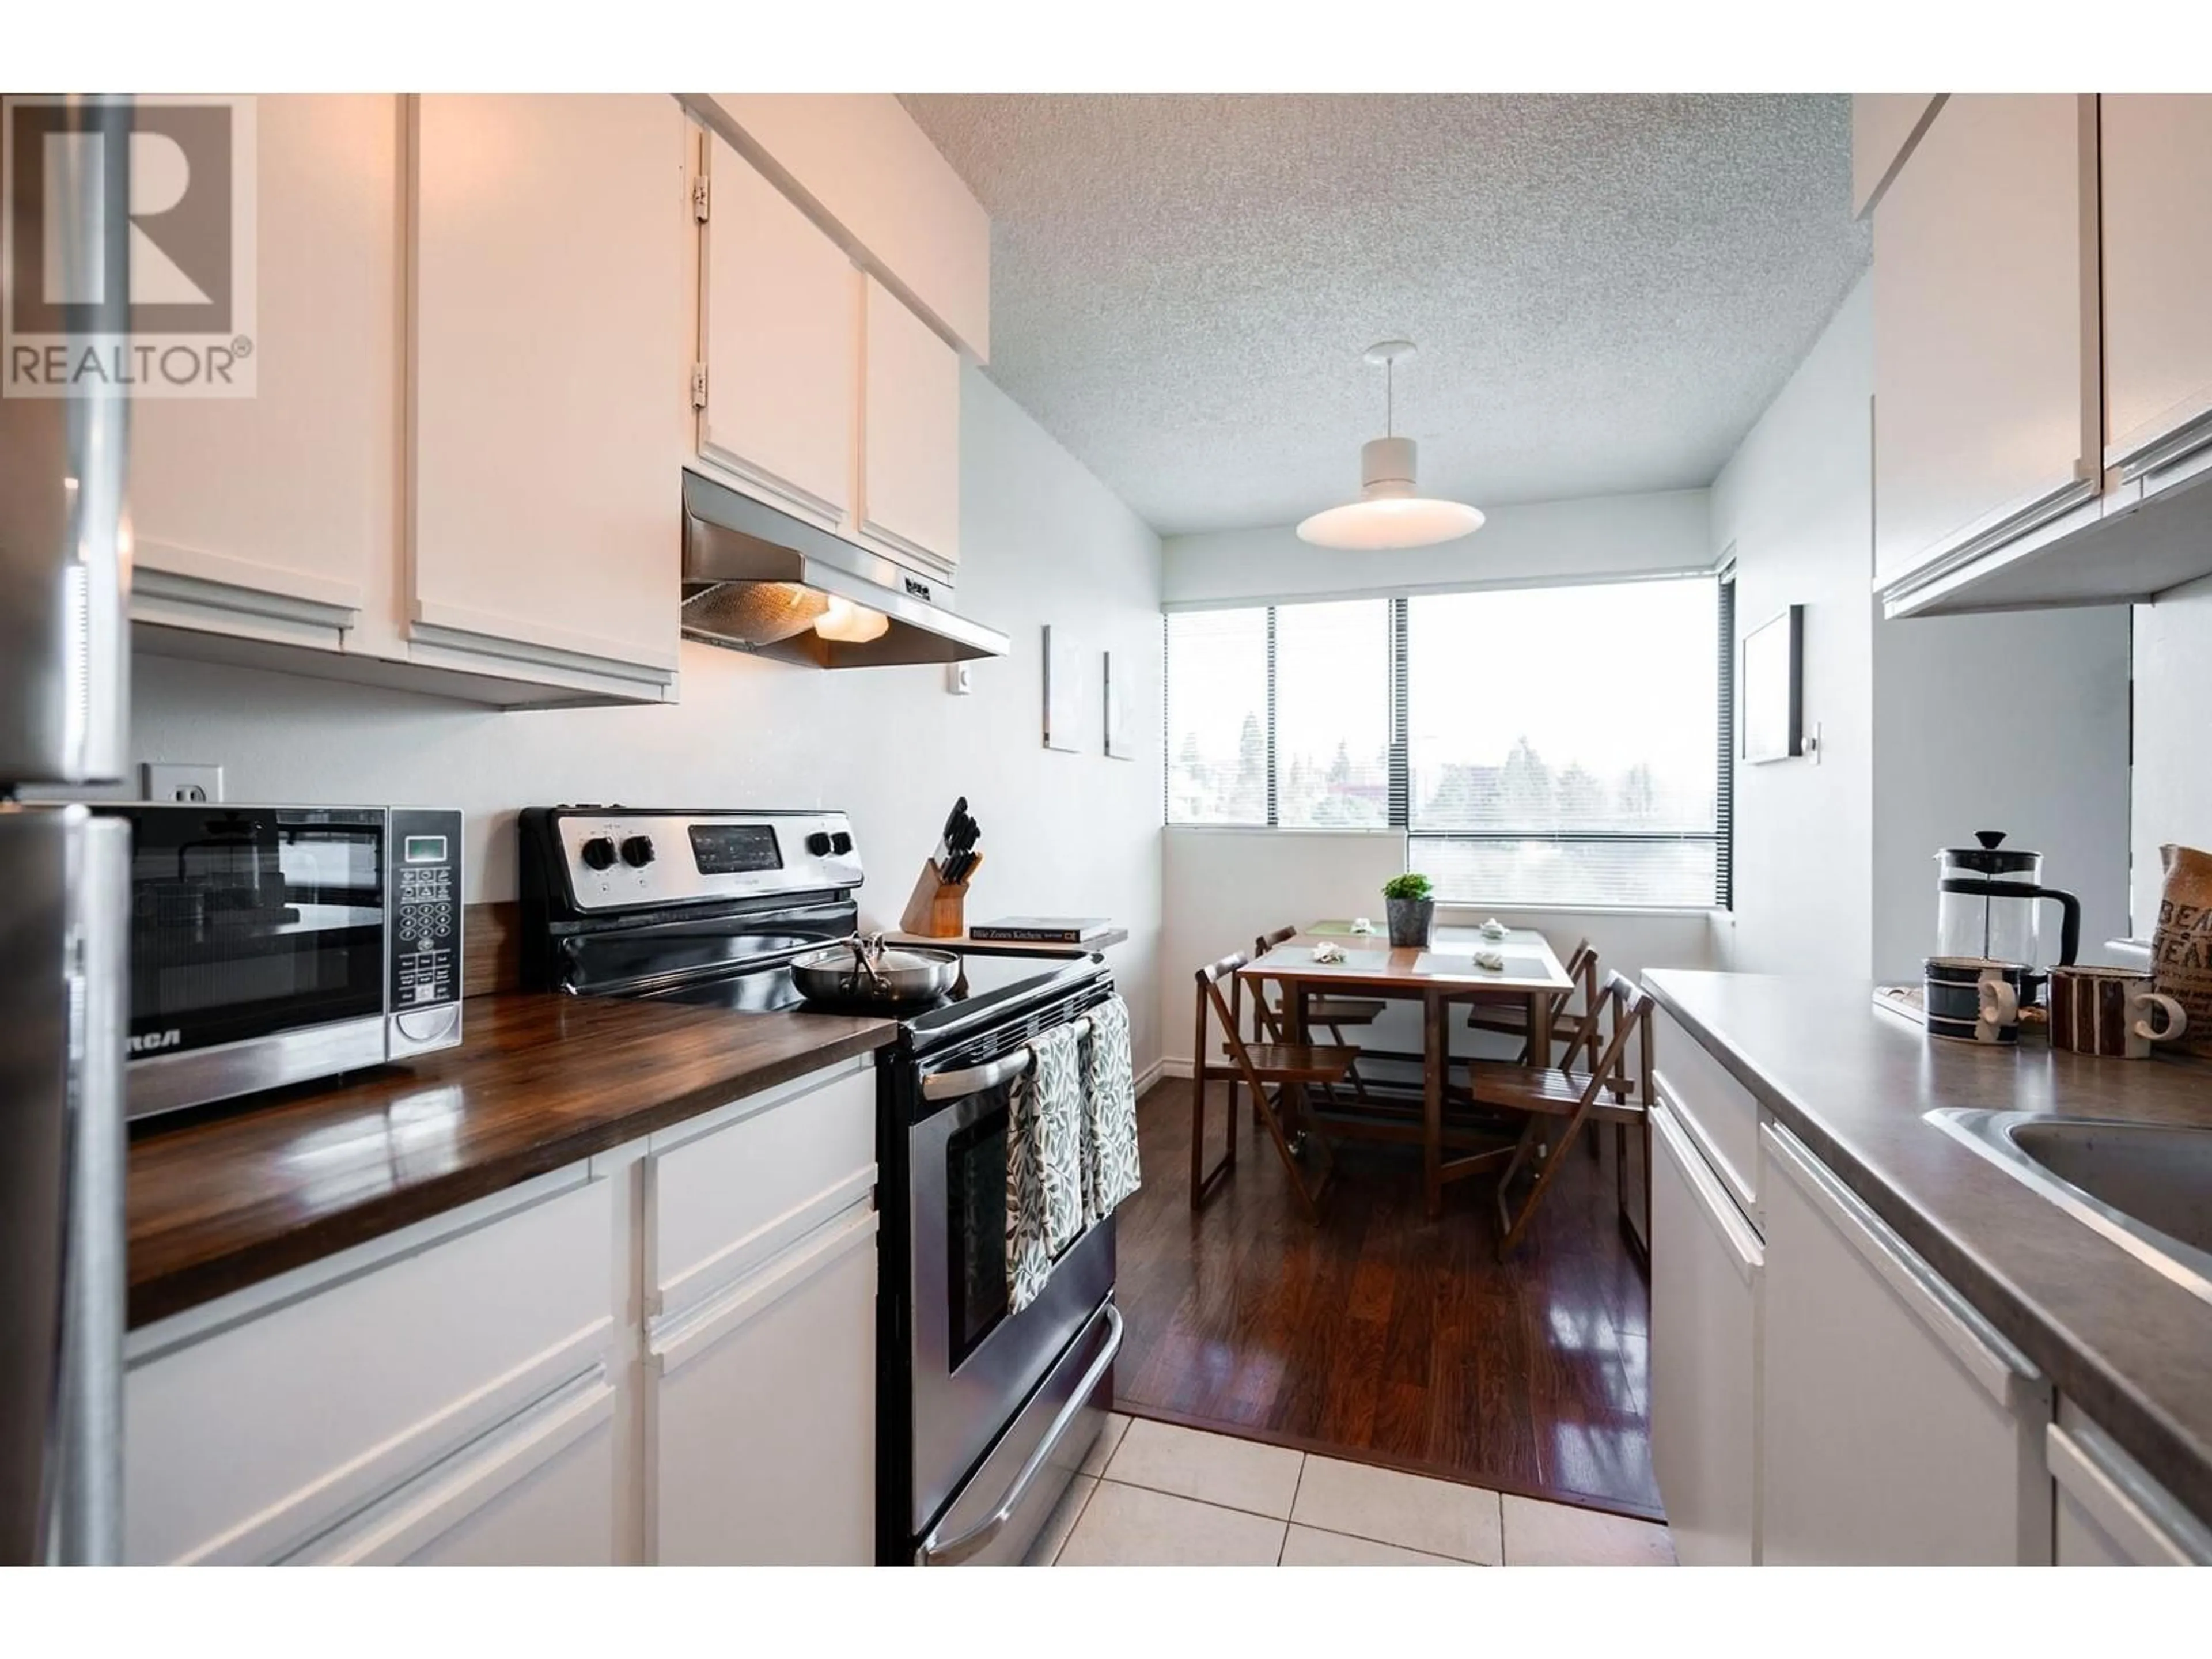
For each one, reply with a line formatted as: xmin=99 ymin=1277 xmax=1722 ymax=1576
xmin=1644 ymin=969 xmax=2212 ymax=1523
xmin=126 ymin=993 xmax=896 ymax=1330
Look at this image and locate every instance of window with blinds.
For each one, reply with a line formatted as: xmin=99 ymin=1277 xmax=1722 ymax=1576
xmin=1275 ymin=600 xmax=1392 ymax=827
xmin=1164 ymin=608 xmax=1270 ymax=825
xmin=1404 ymin=578 xmax=1722 ymax=907
xmin=1163 ymin=575 xmax=1732 ymax=908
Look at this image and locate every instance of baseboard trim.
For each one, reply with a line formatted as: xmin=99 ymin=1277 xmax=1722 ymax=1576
xmin=1156 ymin=1056 xmax=1194 ymax=1081
xmin=1135 ymin=1058 xmax=1166 ymax=1094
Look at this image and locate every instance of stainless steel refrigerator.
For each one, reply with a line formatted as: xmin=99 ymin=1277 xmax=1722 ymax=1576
xmin=1 ymin=94 xmax=131 ymax=1566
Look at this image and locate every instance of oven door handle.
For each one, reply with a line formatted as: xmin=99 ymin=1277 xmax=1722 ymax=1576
xmin=916 ymin=1301 xmax=1123 ymax=1567
xmin=920 ymin=1047 xmax=1033 ymax=1102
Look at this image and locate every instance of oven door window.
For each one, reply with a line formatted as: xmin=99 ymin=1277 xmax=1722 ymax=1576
xmin=123 ymin=809 xmax=388 ymax=1055
xmin=944 ymin=1096 xmax=1012 ymax=1366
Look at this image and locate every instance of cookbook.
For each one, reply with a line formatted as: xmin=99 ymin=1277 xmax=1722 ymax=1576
xmin=969 ymin=916 xmax=1113 ymax=944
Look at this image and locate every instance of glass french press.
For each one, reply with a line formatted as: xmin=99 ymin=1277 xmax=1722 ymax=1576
xmin=1935 ymin=830 xmax=2081 ymax=1001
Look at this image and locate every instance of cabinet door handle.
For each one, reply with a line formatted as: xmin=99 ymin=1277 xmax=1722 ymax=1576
xmin=649 ymin=1206 xmax=876 ymax=1374
xmin=1761 ymin=1120 xmax=2040 ymax=1407
xmin=2047 ymin=1421 xmax=2212 ymax=1565
xmin=1652 ymin=1101 xmax=1762 ymax=1281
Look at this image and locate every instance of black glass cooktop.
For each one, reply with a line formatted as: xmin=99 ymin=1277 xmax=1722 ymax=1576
xmin=637 ymin=949 xmax=1093 ymax=1030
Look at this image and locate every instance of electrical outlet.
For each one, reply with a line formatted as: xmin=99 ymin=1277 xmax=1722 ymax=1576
xmin=946 ymin=662 xmax=973 ymax=696
xmin=143 ymin=763 xmax=224 ymax=804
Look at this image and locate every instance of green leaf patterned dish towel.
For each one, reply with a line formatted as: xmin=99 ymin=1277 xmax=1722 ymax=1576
xmin=1006 ymin=1022 xmax=1085 ymax=1315
xmin=1080 ymin=995 xmax=1143 ymax=1225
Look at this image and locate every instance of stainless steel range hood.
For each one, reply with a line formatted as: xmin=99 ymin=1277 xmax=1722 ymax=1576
xmin=681 ymin=469 xmax=1009 ymax=668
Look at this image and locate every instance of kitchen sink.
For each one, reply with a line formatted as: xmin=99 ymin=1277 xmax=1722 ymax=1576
xmin=1928 ymin=1110 xmax=2212 ymax=1306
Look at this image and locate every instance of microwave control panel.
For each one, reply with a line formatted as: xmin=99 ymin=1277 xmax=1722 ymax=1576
xmin=388 ymin=808 xmax=463 ymax=1012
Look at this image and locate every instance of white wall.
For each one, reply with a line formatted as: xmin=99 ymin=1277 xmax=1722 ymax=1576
xmin=1157 ymin=827 xmax=1715 ymax=1070
xmin=1709 ymin=277 xmax=1877 ymax=980
xmin=1162 ymin=488 xmax=1711 ymax=608
xmin=1713 ymin=274 xmax=2134 ymax=983
xmin=2132 ymin=571 xmax=2212 ymax=934
xmin=1870 ymin=604 xmax=2133 ymax=981
xmin=115 ymin=369 xmax=1172 ymax=1070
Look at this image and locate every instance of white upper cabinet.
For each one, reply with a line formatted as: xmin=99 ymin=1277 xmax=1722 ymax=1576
xmin=695 ymin=130 xmax=858 ymax=525
xmin=861 ymin=275 xmax=961 ymax=572
xmin=690 ymin=94 xmax=990 ymax=362
xmin=127 ymin=96 xmax=400 ymax=651
xmin=1872 ymin=96 xmax=2101 ymax=604
xmin=409 ymin=94 xmax=687 ymax=696
xmin=688 ymin=120 xmax=967 ymax=577
xmin=2100 ymin=96 xmax=2212 ymax=476
xmin=1868 ymin=93 xmax=2212 ymax=616
xmin=1851 ymin=93 xmax=1943 ymax=218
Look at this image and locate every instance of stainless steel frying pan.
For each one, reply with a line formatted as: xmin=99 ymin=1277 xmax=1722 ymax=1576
xmin=790 ymin=933 xmax=961 ymax=1011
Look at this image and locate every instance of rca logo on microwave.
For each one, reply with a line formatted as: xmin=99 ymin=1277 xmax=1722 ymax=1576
xmin=2 ymin=94 xmax=257 ymax=399
xmin=128 ymin=1029 xmax=183 ymax=1055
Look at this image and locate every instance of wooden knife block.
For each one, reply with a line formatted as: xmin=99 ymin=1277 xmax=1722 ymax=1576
xmin=899 ymin=855 xmax=982 ymax=940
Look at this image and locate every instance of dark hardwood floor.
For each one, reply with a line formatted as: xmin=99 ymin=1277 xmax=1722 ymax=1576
xmin=1113 ymin=1076 xmax=1660 ymax=1520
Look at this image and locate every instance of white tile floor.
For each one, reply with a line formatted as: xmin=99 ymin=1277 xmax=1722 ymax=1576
xmin=1028 ymin=1414 xmax=1677 ymax=1567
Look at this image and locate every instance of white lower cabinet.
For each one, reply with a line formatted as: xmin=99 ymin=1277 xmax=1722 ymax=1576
xmin=1649 ymin=1101 xmax=1762 ymax=1566
xmin=1646 ymin=1003 xmax=2067 ymax=1567
xmin=1759 ymin=1122 xmax=2051 ymax=1565
xmin=2048 ymin=1407 xmax=2212 ymax=1566
xmin=649 ymin=1206 xmax=878 ymax=1565
xmin=125 ymin=1172 xmax=616 ymax=1566
xmin=287 ymin=1372 xmax=620 ymax=1566
xmin=125 ymin=1059 xmax=880 ymax=1566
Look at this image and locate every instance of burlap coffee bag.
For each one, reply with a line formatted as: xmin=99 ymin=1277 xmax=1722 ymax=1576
xmin=2151 ymin=844 xmax=2212 ymax=1059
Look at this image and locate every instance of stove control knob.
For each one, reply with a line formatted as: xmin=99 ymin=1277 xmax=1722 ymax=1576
xmin=830 ymin=831 xmax=854 ymax=855
xmin=580 ymin=836 xmax=618 ymax=872
xmin=619 ymin=835 xmax=656 ymax=869
xmin=805 ymin=831 xmax=835 ymax=857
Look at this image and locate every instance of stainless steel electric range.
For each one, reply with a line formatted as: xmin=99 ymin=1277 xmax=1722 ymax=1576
xmin=517 ymin=806 xmax=1121 ymax=1567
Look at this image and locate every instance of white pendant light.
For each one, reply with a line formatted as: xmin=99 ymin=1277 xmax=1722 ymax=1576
xmin=1296 ymin=340 xmax=1485 ymax=550
xmin=815 ymin=593 xmax=891 ymax=643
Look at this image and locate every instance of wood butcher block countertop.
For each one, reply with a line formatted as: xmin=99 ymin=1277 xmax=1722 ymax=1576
xmin=126 ymin=993 xmax=895 ymax=1330
xmin=1645 ymin=969 xmax=2212 ymax=1523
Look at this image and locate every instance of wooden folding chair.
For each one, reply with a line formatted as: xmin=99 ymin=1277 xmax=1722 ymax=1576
xmin=1190 ymin=951 xmax=1358 ymax=1221
xmin=1463 ymin=970 xmax=1654 ymax=1259
xmin=1467 ymin=936 xmax=1601 ymax=1071
xmin=1467 ymin=940 xmax=1626 ymax=1162
xmin=1255 ymin=925 xmax=1386 ymax=1105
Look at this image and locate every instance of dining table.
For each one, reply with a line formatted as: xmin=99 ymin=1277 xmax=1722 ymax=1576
xmin=1237 ymin=922 xmax=1577 ymax=1217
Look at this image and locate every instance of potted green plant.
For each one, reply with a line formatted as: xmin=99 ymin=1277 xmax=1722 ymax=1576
xmin=1381 ymin=873 xmax=1436 ymax=948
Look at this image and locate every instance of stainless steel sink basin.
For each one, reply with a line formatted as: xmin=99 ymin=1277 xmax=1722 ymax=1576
xmin=1929 ymin=1109 xmax=2212 ymax=1305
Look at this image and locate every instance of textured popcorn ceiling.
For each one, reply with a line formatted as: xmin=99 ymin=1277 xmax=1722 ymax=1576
xmin=900 ymin=94 xmax=1869 ymax=536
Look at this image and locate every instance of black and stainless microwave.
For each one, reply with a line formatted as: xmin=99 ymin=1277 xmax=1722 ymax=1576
xmin=94 ymin=804 xmax=464 ymax=1119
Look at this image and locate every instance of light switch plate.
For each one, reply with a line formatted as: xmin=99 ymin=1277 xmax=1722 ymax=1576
xmin=946 ymin=662 xmax=973 ymax=696
xmin=144 ymin=762 xmax=224 ymax=803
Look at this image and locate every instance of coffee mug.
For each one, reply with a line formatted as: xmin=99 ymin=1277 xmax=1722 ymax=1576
xmin=1924 ymin=956 xmax=2027 ymax=1044
xmin=2047 ymin=964 xmax=2190 ymax=1059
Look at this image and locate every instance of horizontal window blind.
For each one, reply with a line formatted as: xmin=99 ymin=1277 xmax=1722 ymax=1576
xmin=1274 ymin=599 xmax=1392 ymax=828
xmin=1164 ymin=608 xmax=1270 ymax=825
xmin=1404 ymin=579 xmax=1721 ymax=906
